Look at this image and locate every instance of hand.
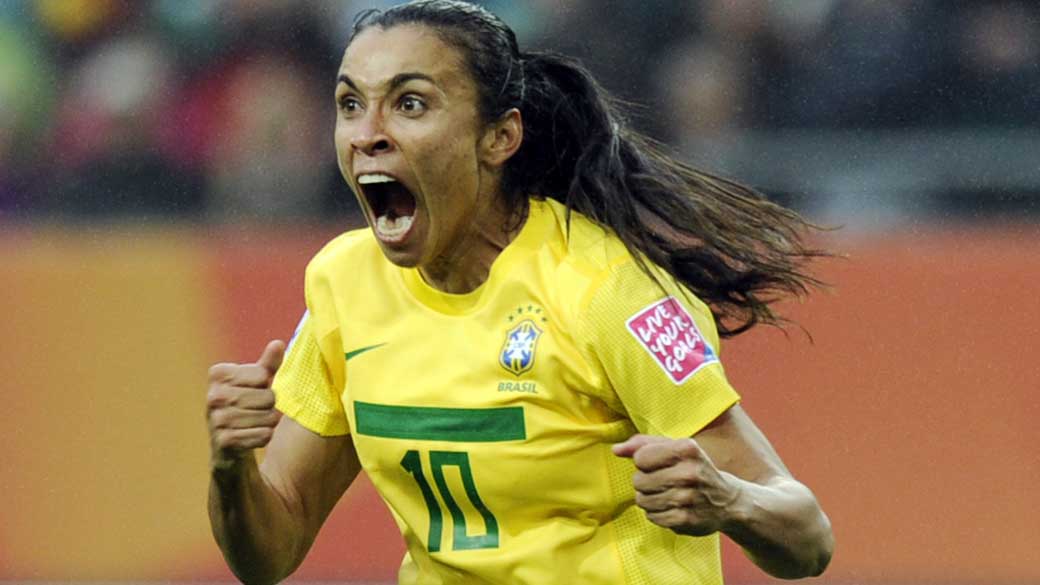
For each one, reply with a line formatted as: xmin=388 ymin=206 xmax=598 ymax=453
xmin=612 ymin=434 xmax=742 ymax=537
xmin=207 ymin=340 xmax=285 ymax=469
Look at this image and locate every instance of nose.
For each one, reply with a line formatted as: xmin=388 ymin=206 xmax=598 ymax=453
xmin=350 ymin=112 xmax=394 ymax=156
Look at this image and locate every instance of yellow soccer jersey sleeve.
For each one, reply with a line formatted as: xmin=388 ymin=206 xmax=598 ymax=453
xmin=273 ymin=310 xmax=348 ymax=436
xmin=272 ymin=234 xmax=356 ymax=437
xmin=578 ymin=259 xmax=739 ymax=439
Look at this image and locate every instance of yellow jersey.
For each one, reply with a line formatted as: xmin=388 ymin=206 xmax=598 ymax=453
xmin=273 ymin=198 xmax=740 ymax=585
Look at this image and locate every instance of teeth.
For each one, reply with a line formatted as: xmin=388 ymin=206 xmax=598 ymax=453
xmin=358 ymin=173 xmax=396 ymax=185
xmin=375 ymin=214 xmax=414 ymax=239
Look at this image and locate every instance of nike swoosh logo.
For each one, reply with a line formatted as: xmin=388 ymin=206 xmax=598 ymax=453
xmin=345 ymin=343 xmax=387 ymax=361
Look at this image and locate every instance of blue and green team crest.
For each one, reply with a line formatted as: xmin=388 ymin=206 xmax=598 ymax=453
xmin=500 ymin=319 xmax=542 ymax=376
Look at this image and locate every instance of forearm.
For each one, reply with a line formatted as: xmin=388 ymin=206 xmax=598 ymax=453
xmin=722 ymin=475 xmax=833 ymax=579
xmin=208 ymin=454 xmax=306 ymax=585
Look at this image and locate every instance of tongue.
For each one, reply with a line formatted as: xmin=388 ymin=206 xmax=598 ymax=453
xmin=385 ymin=183 xmax=417 ymax=218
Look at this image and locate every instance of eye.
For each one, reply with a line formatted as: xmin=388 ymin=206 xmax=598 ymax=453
xmin=398 ymin=95 xmax=427 ymax=116
xmin=338 ymin=95 xmax=362 ymax=116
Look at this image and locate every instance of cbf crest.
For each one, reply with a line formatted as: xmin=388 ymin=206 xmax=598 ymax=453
xmin=499 ymin=305 xmax=547 ymax=376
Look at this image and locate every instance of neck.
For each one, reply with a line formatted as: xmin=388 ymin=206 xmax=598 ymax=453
xmin=420 ymin=196 xmax=526 ymax=294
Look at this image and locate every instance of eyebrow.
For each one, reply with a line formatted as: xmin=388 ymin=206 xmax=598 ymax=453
xmin=336 ymin=72 xmax=437 ymax=94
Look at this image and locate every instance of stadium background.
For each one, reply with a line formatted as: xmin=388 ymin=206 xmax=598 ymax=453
xmin=1 ymin=0 xmax=1037 ymax=583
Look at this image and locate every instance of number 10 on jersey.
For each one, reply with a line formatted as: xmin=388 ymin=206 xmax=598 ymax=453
xmin=401 ymin=450 xmax=500 ymax=552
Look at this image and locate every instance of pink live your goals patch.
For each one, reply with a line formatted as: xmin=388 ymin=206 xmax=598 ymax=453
xmin=625 ymin=296 xmax=718 ymax=384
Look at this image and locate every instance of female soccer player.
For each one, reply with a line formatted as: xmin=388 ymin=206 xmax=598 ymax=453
xmin=206 ymin=2 xmax=834 ymax=584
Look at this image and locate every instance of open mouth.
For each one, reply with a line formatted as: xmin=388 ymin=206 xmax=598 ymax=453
xmin=357 ymin=173 xmax=418 ymax=242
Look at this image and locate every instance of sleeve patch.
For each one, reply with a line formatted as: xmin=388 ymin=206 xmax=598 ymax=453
xmin=625 ymin=296 xmax=718 ymax=384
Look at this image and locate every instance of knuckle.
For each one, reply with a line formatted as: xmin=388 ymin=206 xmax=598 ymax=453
xmin=208 ymin=363 xmax=235 ymax=381
xmin=653 ymin=507 xmax=678 ymax=526
xmin=682 ymin=509 xmax=701 ymax=526
xmin=676 ymin=461 xmax=703 ymax=485
xmin=213 ymin=429 xmax=231 ymax=449
xmin=210 ymin=409 xmax=233 ymax=429
xmin=647 ymin=510 xmax=674 ymax=528
xmin=262 ymin=388 xmax=277 ymax=405
xmin=632 ymin=455 xmax=652 ymax=472
xmin=673 ymin=489 xmax=697 ymax=508
xmin=631 ymin=471 xmax=645 ymax=489
xmin=631 ymin=450 xmax=643 ymax=465
xmin=662 ymin=509 xmax=684 ymax=528
xmin=205 ymin=387 xmax=227 ymax=408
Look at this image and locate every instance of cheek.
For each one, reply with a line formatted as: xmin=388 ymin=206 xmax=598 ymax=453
xmin=424 ymin=133 xmax=477 ymax=185
xmin=333 ymin=122 xmax=350 ymax=158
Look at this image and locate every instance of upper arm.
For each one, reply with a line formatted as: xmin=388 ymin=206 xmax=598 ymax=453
xmin=694 ymin=404 xmax=791 ymax=485
xmin=259 ymin=415 xmax=362 ymax=549
xmin=266 ymin=306 xmax=358 ymax=539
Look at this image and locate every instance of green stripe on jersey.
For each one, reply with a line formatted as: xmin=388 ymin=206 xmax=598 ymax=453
xmin=354 ymin=401 xmax=526 ymax=442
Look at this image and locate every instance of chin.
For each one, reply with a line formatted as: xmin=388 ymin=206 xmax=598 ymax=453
xmin=376 ymin=240 xmax=423 ymax=268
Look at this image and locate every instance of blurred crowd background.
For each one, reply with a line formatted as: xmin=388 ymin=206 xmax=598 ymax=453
xmin=1 ymin=0 xmax=1038 ymax=228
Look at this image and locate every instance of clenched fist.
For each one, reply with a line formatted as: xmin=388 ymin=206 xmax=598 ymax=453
xmin=207 ymin=340 xmax=285 ymax=469
xmin=612 ymin=434 xmax=741 ymax=537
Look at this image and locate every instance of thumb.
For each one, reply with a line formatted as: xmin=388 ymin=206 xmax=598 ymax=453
xmin=257 ymin=340 xmax=286 ymax=375
xmin=611 ymin=434 xmax=670 ymax=458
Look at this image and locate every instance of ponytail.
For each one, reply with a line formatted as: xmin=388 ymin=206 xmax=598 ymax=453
xmin=508 ymin=52 xmax=827 ymax=337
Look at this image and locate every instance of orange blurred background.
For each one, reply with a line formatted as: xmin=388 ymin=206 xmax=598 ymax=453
xmin=1 ymin=224 xmax=1037 ymax=583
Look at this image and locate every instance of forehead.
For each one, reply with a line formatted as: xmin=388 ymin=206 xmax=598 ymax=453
xmin=340 ymin=24 xmax=471 ymax=91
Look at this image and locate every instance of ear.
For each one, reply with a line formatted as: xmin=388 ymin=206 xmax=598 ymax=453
xmin=479 ymin=108 xmax=523 ymax=168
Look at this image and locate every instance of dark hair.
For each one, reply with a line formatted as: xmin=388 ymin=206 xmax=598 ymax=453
xmin=351 ymin=0 xmax=828 ymax=337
